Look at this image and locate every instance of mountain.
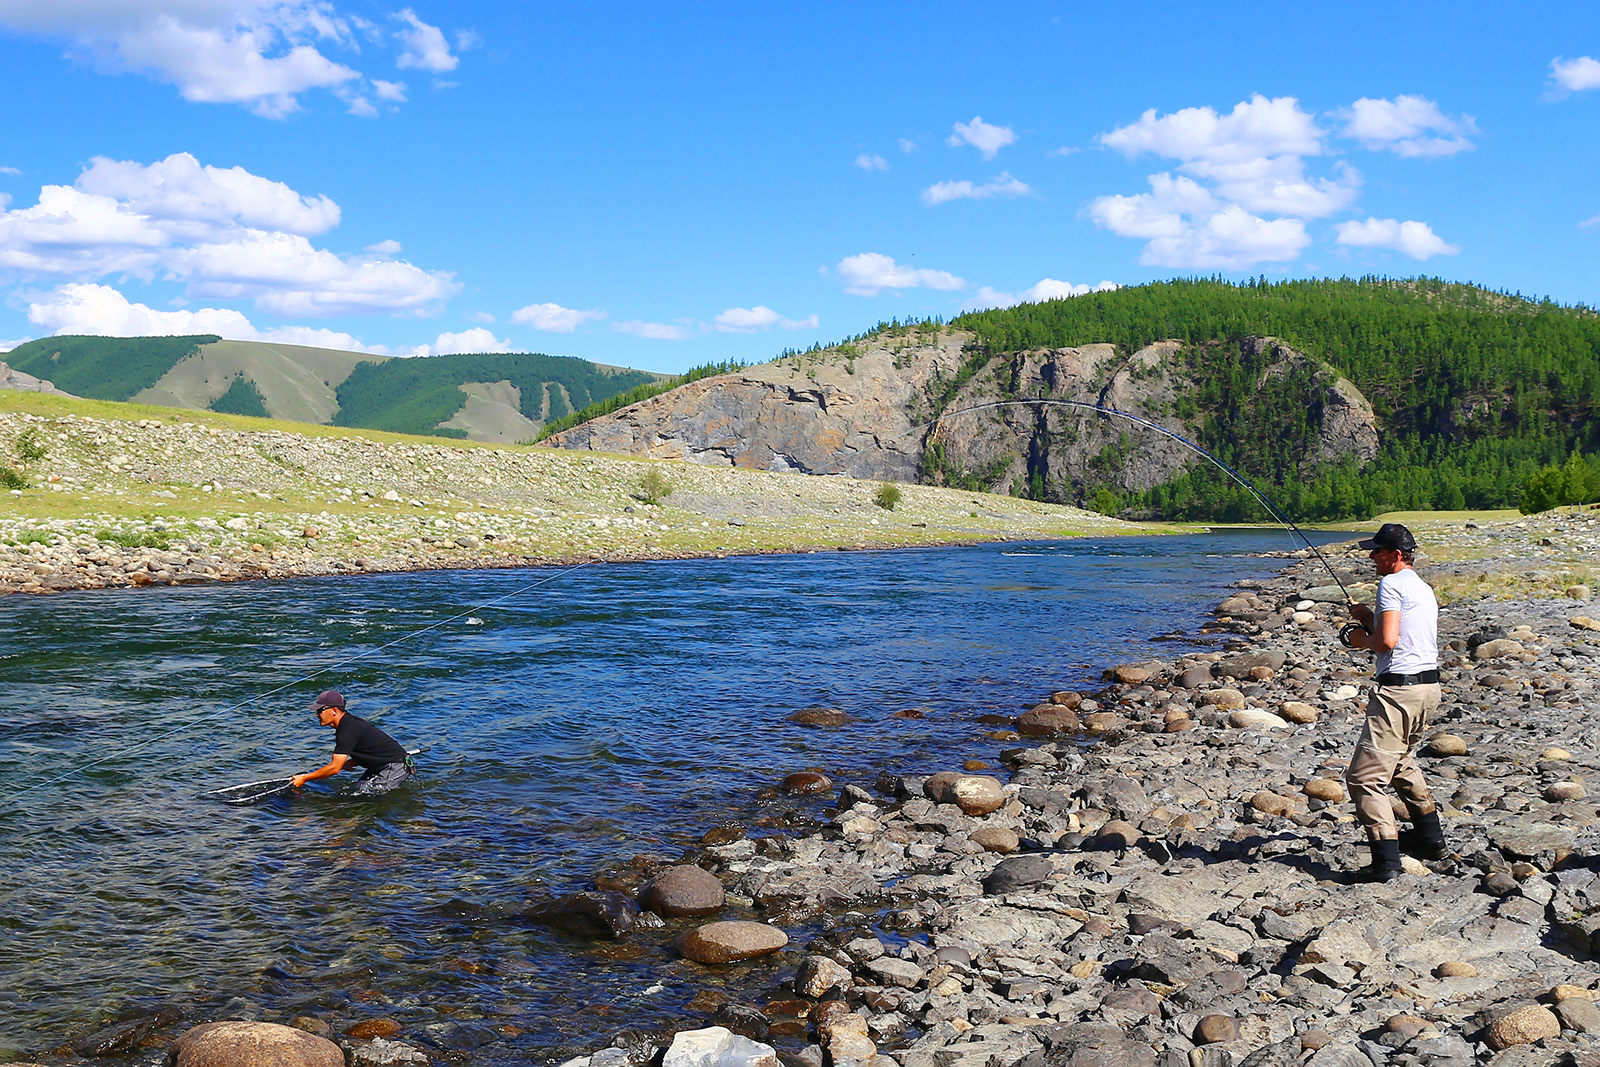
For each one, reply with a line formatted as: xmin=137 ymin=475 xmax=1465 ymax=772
xmin=0 ymin=335 xmax=664 ymax=443
xmin=545 ymin=278 xmax=1600 ymax=521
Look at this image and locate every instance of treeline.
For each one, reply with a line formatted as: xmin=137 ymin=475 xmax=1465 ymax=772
xmin=948 ymin=278 xmax=1600 ymax=520
xmin=536 ymin=359 xmax=749 ymax=441
xmin=334 ymin=352 xmax=659 ymax=438
xmin=4 ymin=335 xmax=220 ymax=400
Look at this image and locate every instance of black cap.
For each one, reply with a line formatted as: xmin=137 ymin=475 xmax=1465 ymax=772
xmin=1357 ymin=523 xmax=1416 ymax=552
xmin=311 ymin=689 xmax=346 ymax=711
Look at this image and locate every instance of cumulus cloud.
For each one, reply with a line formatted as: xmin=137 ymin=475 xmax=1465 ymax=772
xmin=713 ymin=306 xmax=818 ymax=333
xmin=0 ymin=1 xmax=460 ymax=117
xmin=855 ymin=153 xmax=890 ymax=171
xmin=0 ymin=153 xmax=458 ymax=317
xmin=962 ymin=279 xmax=1120 ymax=312
xmin=1333 ymin=96 xmax=1477 ymax=157
xmin=23 ymin=282 xmax=386 ymax=352
xmin=835 ymin=253 xmax=966 ymax=297
xmin=613 ymin=320 xmax=698 ymax=340
xmin=947 ymin=116 xmax=1016 ymax=160
xmin=1550 ymin=56 xmax=1600 ymax=94
xmin=921 ymin=172 xmax=1032 ymax=206
xmin=405 ymin=327 xmax=509 ymax=356
xmin=1334 ymin=217 xmax=1459 ymax=259
xmin=898 ymin=137 xmax=917 ymax=153
xmin=510 ymin=301 xmax=605 ymax=332
xmin=394 ymin=8 xmax=457 ymax=72
xmin=1100 ymin=95 xmax=1324 ymax=175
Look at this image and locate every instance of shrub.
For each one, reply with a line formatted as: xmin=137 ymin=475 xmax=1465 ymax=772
xmin=15 ymin=428 xmax=47 ymax=461
xmin=636 ymin=467 xmax=672 ymax=505
xmin=0 ymin=467 xmax=27 ymax=491
xmin=95 ymin=529 xmax=172 ymax=550
xmin=873 ymin=482 xmax=902 ymax=510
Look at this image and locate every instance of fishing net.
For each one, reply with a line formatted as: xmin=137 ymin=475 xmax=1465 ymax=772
xmin=199 ymin=778 xmax=294 ymax=805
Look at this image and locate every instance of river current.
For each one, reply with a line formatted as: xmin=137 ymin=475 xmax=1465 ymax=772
xmin=0 ymin=531 xmax=1335 ymax=1060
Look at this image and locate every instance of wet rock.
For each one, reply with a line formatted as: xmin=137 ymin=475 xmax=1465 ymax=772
xmin=661 ymin=1026 xmax=779 ymax=1067
xmin=73 ymin=1006 xmax=182 ymax=1056
xmin=1485 ymin=1005 xmax=1560 ymax=1050
xmin=794 ymin=955 xmax=852 ymax=997
xmin=173 ymin=1021 xmax=343 ymax=1067
xmin=781 ymin=772 xmax=833 ymax=795
xmin=1017 ymin=705 xmax=1079 ymax=736
xmin=345 ymin=1037 xmax=430 ymax=1066
xmin=344 ymin=1019 xmax=402 ymax=1040
xmin=787 ymin=707 xmax=849 ymax=727
xmin=289 ymin=1018 xmax=331 ymax=1038
xmin=678 ymin=921 xmax=788 ymax=963
xmin=638 ymin=865 xmax=726 ymax=918
xmin=522 ymin=890 xmax=640 ymax=939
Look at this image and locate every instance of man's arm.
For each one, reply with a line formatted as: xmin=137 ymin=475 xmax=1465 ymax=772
xmin=1351 ymin=609 xmax=1401 ymax=652
xmin=292 ymin=753 xmax=350 ymax=788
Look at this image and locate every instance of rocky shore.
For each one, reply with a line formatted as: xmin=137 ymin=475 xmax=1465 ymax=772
xmin=0 ymin=398 xmax=1139 ymax=596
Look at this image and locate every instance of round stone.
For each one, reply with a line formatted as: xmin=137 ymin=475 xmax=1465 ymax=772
xmin=952 ymin=775 xmax=1006 ymax=815
xmin=1204 ymin=688 xmax=1247 ymax=710
xmin=1018 ymin=705 xmax=1079 ymax=736
xmin=1250 ymin=792 xmax=1297 ymax=817
xmin=638 ymin=865 xmax=726 ymax=918
xmin=1435 ymin=960 xmax=1478 ymax=978
xmin=1082 ymin=711 xmax=1124 ymax=735
xmin=1299 ymin=1031 xmax=1332 ymax=1051
xmin=1543 ymin=748 xmax=1574 ymax=761
xmin=1195 ymin=1015 xmax=1238 ymax=1044
xmin=1280 ymin=701 xmax=1319 ymax=724
xmin=1384 ymin=1014 xmax=1430 ymax=1039
xmin=1097 ymin=819 xmax=1141 ymax=849
xmin=1304 ymin=778 xmax=1345 ymax=803
xmin=677 ymin=920 xmax=788 ymax=963
xmin=923 ymin=771 xmax=964 ymax=803
xmin=1545 ymin=780 xmax=1587 ymax=801
xmin=1113 ymin=664 xmax=1151 ymax=685
xmin=173 ymin=1022 xmax=343 ymax=1067
xmin=969 ymin=827 xmax=1020 ymax=853
xmin=343 ymin=1019 xmax=401 ymax=1040
xmin=1486 ymin=1005 xmax=1560 ymax=1050
xmin=781 ymin=771 xmax=832 ymax=795
xmin=1425 ymin=734 xmax=1469 ymax=757
xmin=1229 ymin=707 xmax=1286 ymax=729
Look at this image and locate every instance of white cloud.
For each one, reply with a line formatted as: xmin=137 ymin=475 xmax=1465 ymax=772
xmin=613 ymin=320 xmax=698 ymax=340
xmin=713 ymin=306 xmax=818 ymax=333
xmin=372 ymin=78 xmax=406 ymax=101
xmin=1086 ymin=173 xmax=1220 ymax=239
xmin=1334 ymin=96 xmax=1477 ymax=157
xmin=407 ymin=327 xmax=509 ymax=356
xmin=510 ymin=301 xmax=605 ymax=332
xmin=964 ymin=278 xmax=1120 ymax=312
xmin=394 ymin=8 xmax=457 ymax=72
xmin=947 ymin=116 xmax=1016 ymax=160
xmin=898 ymin=138 xmax=917 ymax=153
xmin=365 ymin=238 xmax=402 ymax=254
xmin=0 ymin=154 xmax=458 ymax=316
xmin=23 ymin=282 xmax=387 ymax=352
xmin=1335 ymin=217 xmax=1459 ymax=259
xmin=1581 ymin=213 xmax=1600 ymax=232
xmin=836 ymin=252 xmax=966 ymax=297
xmin=76 ymin=152 xmax=339 ymax=234
xmin=921 ymin=172 xmax=1032 ymax=206
xmin=1550 ymin=56 xmax=1600 ymax=94
xmin=1100 ymin=95 xmax=1324 ymax=174
xmin=1 ymin=166 xmax=21 ymax=176
xmin=346 ymin=95 xmax=378 ymax=118
xmin=855 ymin=153 xmax=890 ymax=171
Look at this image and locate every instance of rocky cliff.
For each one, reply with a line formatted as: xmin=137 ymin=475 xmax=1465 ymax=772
xmin=0 ymin=361 xmax=75 ymax=397
xmin=545 ymin=329 xmax=1380 ymax=506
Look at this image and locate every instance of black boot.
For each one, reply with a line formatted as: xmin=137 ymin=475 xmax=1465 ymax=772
xmin=1401 ymin=811 xmax=1449 ymax=860
xmin=1358 ymin=839 xmax=1403 ymax=882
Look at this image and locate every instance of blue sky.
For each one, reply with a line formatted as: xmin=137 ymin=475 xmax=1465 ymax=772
xmin=1 ymin=2 xmax=1597 ymax=375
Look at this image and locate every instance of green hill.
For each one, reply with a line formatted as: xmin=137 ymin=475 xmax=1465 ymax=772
xmin=1 ymin=336 xmax=663 ymax=444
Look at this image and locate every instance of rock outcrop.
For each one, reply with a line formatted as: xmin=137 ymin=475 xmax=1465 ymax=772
xmin=0 ymin=361 xmax=74 ymax=397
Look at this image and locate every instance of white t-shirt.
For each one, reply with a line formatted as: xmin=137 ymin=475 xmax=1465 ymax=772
xmin=1375 ymin=566 xmax=1438 ymax=677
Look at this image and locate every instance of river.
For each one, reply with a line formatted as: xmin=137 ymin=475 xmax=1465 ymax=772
xmin=0 ymin=531 xmax=1337 ymax=1060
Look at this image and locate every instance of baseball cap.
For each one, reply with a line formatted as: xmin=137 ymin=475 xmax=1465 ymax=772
xmin=1357 ymin=523 xmax=1417 ymax=552
xmin=311 ymin=689 xmax=346 ymax=711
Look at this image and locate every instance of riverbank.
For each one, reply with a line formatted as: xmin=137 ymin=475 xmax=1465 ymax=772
xmin=535 ymin=509 xmax=1600 ymax=1067
xmin=0 ymin=394 xmax=1149 ymax=595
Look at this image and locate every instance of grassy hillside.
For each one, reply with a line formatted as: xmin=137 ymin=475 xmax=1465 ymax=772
xmin=938 ymin=277 xmax=1600 ymax=520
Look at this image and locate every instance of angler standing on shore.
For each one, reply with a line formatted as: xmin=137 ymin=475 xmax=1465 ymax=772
xmin=292 ymin=690 xmax=415 ymax=795
xmin=1340 ymin=523 xmax=1449 ymax=881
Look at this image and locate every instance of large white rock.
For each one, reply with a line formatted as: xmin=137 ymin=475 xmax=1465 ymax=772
xmin=661 ymin=1027 xmax=779 ymax=1067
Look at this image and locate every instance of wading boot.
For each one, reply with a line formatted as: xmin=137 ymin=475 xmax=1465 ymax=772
xmin=1357 ymin=838 xmax=1404 ymax=883
xmin=1401 ymin=811 xmax=1449 ymax=860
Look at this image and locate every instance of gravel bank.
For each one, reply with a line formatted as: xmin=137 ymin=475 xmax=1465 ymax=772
xmin=0 ymin=402 xmax=1143 ymax=596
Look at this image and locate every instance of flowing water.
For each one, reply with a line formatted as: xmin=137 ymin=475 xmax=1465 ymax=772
xmin=0 ymin=531 xmax=1338 ymax=1060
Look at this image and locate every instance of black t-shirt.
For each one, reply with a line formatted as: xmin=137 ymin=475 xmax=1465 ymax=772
xmin=333 ymin=713 xmax=408 ymax=770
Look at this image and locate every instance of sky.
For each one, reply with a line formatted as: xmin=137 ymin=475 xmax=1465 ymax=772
xmin=0 ymin=2 xmax=1597 ymax=375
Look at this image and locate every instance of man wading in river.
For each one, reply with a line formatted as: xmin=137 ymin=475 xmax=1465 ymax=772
xmin=292 ymin=690 xmax=414 ymax=795
xmin=1340 ymin=523 xmax=1449 ymax=882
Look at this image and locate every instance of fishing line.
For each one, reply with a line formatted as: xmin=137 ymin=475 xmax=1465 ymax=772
xmin=910 ymin=399 xmax=1356 ymax=603
xmin=5 ymin=550 xmax=621 ymax=805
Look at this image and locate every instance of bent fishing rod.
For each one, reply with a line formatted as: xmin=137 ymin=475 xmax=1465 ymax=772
xmin=908 ymin=398 xmax=1357 ymax=604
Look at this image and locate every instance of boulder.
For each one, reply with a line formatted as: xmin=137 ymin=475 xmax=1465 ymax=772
xmin=678 ymin=921 xmax=788 ymax=963
xmin=786 ymin=707 xmax=849 ymax=726
xmin=816 ymin=1008 xmax=875 ymax=1067
xmin=1304 ymin=778 xmax=1345 ymax=803
xmin=981 ymin=854 xmax=1056 ymax=894
xmin=1203 ymin=688 xmax=1246 ymax=710
xmin=1229 ymin=707 xmax=1287 ymax=729
xmin=951 ymin=775 xmax=1005 ymax=816
xmin=1018 ymin=705 xmax=1079 ymax=736
xmin=1215 ymin=651 xmax=1287 ymax=679
xmin=638 ymin=865 xmax=726 ymax=918
xmin=1486 ymin=1006 xmax=1560 ymax=1050
xmin=922 ymin=771 xmax=964 ymax=803
xmin=794 ymin=954 xmax=852 ymax=997
xmin=660 ymin=1026 xmax=780 ymax=1067
xmin=970 ymin=827 xmax=1020 ymax=853
xmin=173 ymin=1022 xmax=344 ymax=1067
xmin=1473 ymin=639 xmax=1526 ymax=660
xmin=1082 ymin=776 xmax=1151 ymax=820
xmin=1280 ymin=701 xmax=1319 ymax=724
xmin=779 ymin=771 xmax=832 ymax=795
xmin=1425 ymin=734 xmax=1468 ymax=757
xmin=522 ymin=890 xmax=639 ymax=939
